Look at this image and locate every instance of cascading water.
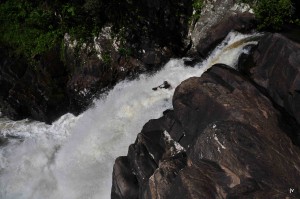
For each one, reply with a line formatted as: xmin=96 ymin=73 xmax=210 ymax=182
xmin=0 ymin=31 xmax=262 ymax=199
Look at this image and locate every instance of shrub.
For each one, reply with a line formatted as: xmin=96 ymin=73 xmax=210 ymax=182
xmin=240 ymin=0 xmax=296 ymax=30
xmin=254 ymin=0 xmax=294 ymax=30
xmin=0 ymin=0 xmax=102 ymax=61
xmin=191 ymin=0 xmax=204 ymax=22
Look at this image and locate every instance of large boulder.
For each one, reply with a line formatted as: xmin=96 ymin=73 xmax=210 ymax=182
xmin=112 ymin=64 xmax=300 ymax=198
xmin=240 ymin=33 xmax=300 ymax=125
xmin=188 ymin=0 xmax=255 ymax=58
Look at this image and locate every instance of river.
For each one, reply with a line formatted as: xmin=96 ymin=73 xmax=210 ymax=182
xmin=0 ymin=31 xmax=261 ymax=199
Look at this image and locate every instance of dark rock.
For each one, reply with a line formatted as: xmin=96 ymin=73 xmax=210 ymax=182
xmin=241 ymin=33 xmax=300 ymax=124
xmin=112 ymin=110 xmax=187 ymax=198
xmin=167 ymin=159 xmax=231 ymax=199
xmin=112 ymin=64 xmax=300 ymax=198
xmin=281 ymin=25 xmax=300 ymax=44
xmin=187 ymin=121 xmax=300 ymax=198
xmin=0 ymin=136 xmax=8 ymax=146
xmin=0 ymin=46 xmax=70 ymax=123
xmin=145 ymin=152 xmax=187 ymax=199
xmin=237 ymin=44 xmax=257 ymax=71
xmin=183 ymin=57 xmax=202 ymax=67
xmin=111 ymin=157 xmax=139 ymax=199
xmin=142 ymin=51 xmax=161 ymax=65
xmin=292 ymin=0 xmax=300 ymax=19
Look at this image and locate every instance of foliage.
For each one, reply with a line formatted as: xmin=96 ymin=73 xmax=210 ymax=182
xmin=102 ymin=52 xmax=112 ymax=66
xmin=0 ymin=1 xmax=57 ymax=58
xmin=191 ymin=0 xmax=204 ymax=22
xmin=255 ymin=0 xmax=294 ymax=30
xmin=0 ymin=0 xmax=103 ymax=61
xmin=0 ymin=0 xmax=193 ymax=66
xmin=240 ymin=0 xmax=298 ymax=30
xmin=118 ymin=47 xmax=132 ymax=59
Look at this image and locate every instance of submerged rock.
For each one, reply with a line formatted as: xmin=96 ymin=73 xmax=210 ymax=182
xmin=112 ymin=64 xmax=300 ymax=198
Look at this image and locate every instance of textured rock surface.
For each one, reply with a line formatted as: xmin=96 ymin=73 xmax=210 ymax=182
xmin=240 ymin=33 xmax=300 ymax=125
xmin=188 ymin=0 xmax=255 ymax=58
xmin=0 ymin=45 xmax=69 ymax=123
xmin=112 ymin=65 xmax=300 ymax=199
xmin=0 ymin=0 xmax=192 ymax=123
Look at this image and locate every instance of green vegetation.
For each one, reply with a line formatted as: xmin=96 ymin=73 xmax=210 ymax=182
xmin=0 ymin=0 xmax=101 ymax=60
xmin=240 ymin=0 xmax=299 ymax=30
xmin=102 ymin=52 xmax=112 ymax=66
xmin=255 ymin=0 xmax=294 ymax=30
xmin=118 ymin=47 xmax=132 ymax=59
xmin=0 ymin=0 xmax=192 ymax=65
xmin=1 ymin=0 xmax=298 ymax=65
xmin=0 ymin=1 xmax=57 ymax=59
xmin=190 ymin=0 xmax=204 ymax=25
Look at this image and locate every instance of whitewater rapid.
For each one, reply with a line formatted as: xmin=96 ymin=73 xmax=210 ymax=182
xmin=0 ymin=31 xmax=261 ymax=199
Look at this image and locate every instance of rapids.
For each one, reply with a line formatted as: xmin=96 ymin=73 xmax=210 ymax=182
xmin=0 ymin=31 xmax=261 ymax=199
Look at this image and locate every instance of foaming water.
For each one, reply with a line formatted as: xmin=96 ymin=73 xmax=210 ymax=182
xmin=0 ymin=31 xmax=262 ymax=199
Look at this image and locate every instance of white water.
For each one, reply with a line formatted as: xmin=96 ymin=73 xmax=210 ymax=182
xmin=0 ymin=31 xmax=261 ymax=199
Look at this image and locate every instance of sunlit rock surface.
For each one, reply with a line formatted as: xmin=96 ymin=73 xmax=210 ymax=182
xmin=188 ymin=0 xmax=255 ymax=58
xmin=241 ymin=33 xmax=300 ymax=126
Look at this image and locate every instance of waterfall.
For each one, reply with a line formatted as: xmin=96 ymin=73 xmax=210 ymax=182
xmin=0 ymin=31 xmax=261 ymax=199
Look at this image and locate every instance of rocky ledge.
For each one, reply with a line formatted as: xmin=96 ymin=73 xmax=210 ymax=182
xmin=111 ymin=33 xmax=300 ymax=199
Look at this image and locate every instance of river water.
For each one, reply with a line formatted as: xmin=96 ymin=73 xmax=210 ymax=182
xmin=0 ymin=31 xmax=261 ymax=199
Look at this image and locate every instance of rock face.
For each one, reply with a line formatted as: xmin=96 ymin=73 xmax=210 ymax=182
xmin=112 ymin=65 xmax=300 ymax=199
xmin=188 ymin=0 xmax=255 ymax=58
xmin=0 ymin=45 xmax=70 ymax=123
xmin=240 ymin=33 xmax=300 ymax=125
xmin=0 ymin=0 xmax=192 ymax=123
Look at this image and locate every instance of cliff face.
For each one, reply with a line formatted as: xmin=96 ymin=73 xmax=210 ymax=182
xmin=0 ymin=0 xmax=193 ymax=123
xmin=111 ymin=37 xmax=300 ymax=197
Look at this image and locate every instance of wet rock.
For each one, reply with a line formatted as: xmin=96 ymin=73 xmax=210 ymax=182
xmin=111 ymin=111 xmax=187 ymax=198
xmin=241 ymin=33 xmax=300 ymax=124
xmin=111 ymin=157 xmax=139 ymax=199
xmin=0 ymin=136 xmax=8 ymax=146
xmin=142 ymin=51 xmax=162 ymax=65
xmin=112 ymin=64 xmax=300 ymax=198
xmin=188 ymin=0 xmax=255 ymax=58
